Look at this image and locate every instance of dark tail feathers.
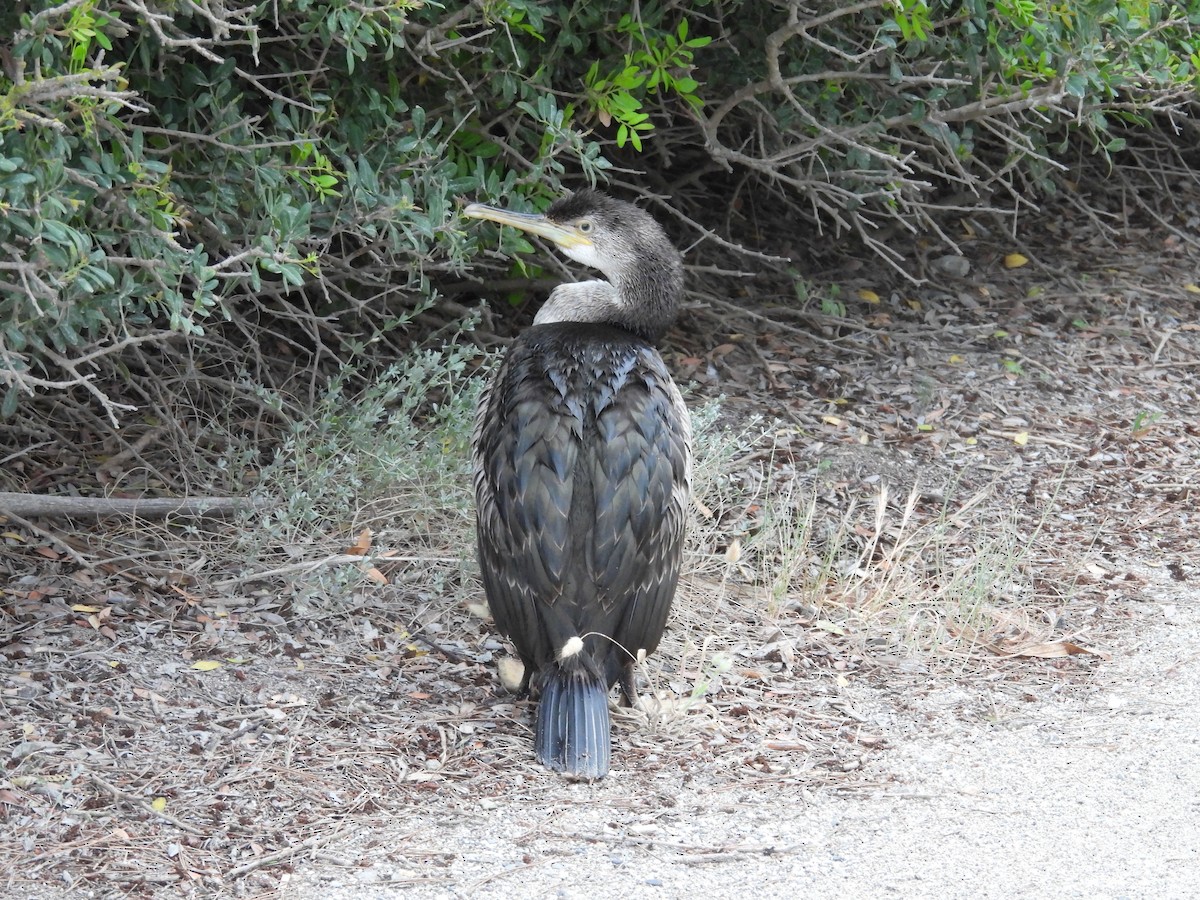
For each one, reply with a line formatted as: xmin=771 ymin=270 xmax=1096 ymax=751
xmin=535 ymin=665 xmax=611 ymax=779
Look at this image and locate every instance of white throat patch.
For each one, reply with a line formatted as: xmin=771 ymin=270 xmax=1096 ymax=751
xmin=534 ymin=280 xmax=622 ymax=326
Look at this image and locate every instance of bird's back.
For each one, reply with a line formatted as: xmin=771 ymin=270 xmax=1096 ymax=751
xmin=474 ymin=321 xmax=691 ymax=689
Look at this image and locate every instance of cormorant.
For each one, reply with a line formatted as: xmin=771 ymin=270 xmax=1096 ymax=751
xmin=464 ymin=190 xmax=691 ymax=780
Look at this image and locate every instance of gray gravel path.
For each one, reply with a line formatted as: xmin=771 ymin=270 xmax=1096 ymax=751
xmin=12 ymin=581 xmax=1193 ymax=900
xmin=283 ymin=575 xmax=1198 ymax=899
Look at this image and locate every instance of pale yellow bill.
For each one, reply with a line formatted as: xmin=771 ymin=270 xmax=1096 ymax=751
xmin=463 ymin=202 xmax=592 ymax=249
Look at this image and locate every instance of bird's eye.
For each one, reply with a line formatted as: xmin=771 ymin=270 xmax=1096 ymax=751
xmin=577 ymin=220 xmax=594 ymax=234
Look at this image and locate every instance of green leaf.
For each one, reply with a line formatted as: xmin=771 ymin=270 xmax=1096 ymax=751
xmin=1 ymin=385 xmax=18 ymax=420
xmin=41 ymin=220 xmax=68 ymax=243
xmin=1064 ymin=73 xmax=1088 ymax=98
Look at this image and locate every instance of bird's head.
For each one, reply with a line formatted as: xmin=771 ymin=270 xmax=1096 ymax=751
xmin=464 ymin=189 xmax=683 ymax=339
xmin=463 ymin=189 xmax=668 ymax=284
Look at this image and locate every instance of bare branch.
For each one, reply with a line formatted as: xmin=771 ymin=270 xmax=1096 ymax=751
xmin=0 ymin=492 xmax=268 ymax=519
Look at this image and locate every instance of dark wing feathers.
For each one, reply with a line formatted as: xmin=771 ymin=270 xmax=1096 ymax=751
xmin=474 ymin=322 xmax=690 ymax=681
xmin=476 ymin=386 xmax=576 ymax=635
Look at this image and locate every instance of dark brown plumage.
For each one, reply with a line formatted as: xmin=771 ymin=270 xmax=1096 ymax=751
xmin=465 ymin=191 xmax=691 ymax=779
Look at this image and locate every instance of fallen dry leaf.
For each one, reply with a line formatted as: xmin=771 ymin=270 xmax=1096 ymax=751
xmin=856 ymin=288 xmax=881 ymax=303
xmin=1005 ymin=641 xmax=1105 ymax=659
xmin=711 ymin=343 xmax=738 ymax=358
xmin=191 ymin=660 xmax=222 ymax=672
xmin=1004 ymin=252 xmax=1029 ymax=268
xmin=765 ymin=740 xmax=810 ymax=751
xmin=813 ymin=620 xmax=846 ymax=635
xmin=346 ymin=528 xmax=372 ymax=556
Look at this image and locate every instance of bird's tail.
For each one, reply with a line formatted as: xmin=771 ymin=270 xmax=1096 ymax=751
xmin=535 ymin=663 xmax=611 ymax=780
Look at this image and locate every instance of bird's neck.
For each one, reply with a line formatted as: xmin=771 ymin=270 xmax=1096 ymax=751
xmin=534 ymin=256 xmax=682 ymax=343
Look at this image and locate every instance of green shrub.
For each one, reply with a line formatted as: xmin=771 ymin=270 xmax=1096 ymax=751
xmin=254 ymin=340 xmax=481 ymax=548
xmin=1 ymin=0 xmax=1196 ymax=425
xmin=694 ymin=0 xmax=1200 ymax=267
xmin=0 ymin=0 xmax=606 ymax=421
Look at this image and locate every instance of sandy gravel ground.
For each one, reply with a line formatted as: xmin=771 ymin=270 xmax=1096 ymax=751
xmin=267 ymin=568 xmax=1197 ymax=900
xmin=12 ymin=585 xmax=1196 ymax=900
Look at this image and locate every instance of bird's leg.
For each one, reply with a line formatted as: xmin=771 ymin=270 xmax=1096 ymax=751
xmin=617 ymin=661 xmax=639 ymax=708
xmin=516 ymin=662 xmax=537 ymax=699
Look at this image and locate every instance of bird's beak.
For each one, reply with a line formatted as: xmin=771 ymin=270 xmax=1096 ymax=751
xmin=463 ymin=202 xmax=593 ymax=249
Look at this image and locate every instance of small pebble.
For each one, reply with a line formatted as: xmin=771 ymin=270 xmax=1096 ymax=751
xmin=931 ymin=254 xmax=971 ymax=277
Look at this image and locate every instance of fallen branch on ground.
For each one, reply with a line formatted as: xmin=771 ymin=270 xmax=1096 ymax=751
xmin=0 ymin=493 xmax=268 ymax=519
